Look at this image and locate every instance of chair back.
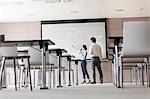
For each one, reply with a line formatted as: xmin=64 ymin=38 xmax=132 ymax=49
xmin=0 ymin=46 xmax=18 ymax=66
xmin=28 ymin=46 xmax=49 ymax=65
xmin=123 ymin=21 xmax=150 ymax=57
xmin=0 ymin=46 xmax=18 ymax=56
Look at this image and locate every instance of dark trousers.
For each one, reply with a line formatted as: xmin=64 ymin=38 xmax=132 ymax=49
xmin=91 ymin=57 xmax=103 ymax=82
xmin=81 ymin=60 xmax=90 ymax=79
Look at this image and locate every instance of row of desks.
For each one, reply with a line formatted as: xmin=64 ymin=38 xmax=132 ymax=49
xmin=0 ymin=39 xmax=54 ymax=89
xmin=49 ymin=48 xmax=75 ymax=87
xmin=0 ymin=39 xmax=77 ymax=89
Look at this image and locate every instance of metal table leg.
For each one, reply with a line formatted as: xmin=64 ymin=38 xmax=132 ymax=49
xmin=68 ymin=60 xmax=71 ymax=86
xmin=57 ymin=54 xmax=62 ymax=88
xmin=40 ymin=48 xmax=48 ymax=89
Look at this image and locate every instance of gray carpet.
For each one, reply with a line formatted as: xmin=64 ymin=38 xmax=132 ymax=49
xmin=0 ymin=84 xmax=150 ymax=99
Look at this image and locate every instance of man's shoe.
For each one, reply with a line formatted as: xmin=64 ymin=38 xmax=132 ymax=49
xmin=90 ymin=82 xmax=96 ymax=84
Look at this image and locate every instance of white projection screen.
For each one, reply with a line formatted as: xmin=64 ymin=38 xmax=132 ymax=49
xmin=42 ymin=19 xmax=107 ymax=59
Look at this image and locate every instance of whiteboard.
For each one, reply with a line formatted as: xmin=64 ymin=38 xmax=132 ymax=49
xmin=42 ymin=22 xmax=107 ymax=59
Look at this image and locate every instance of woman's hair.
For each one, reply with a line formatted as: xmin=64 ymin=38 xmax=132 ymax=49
xmin=83 ymin=45 xmax=87 ymax=50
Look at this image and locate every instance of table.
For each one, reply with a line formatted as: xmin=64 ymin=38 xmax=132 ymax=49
xmin=61 ymin=54 xmax=75 ymax=86
xmin=48 ymin=48 xmax=67 ymax=87
xmin=0 ymin=39 xmax=55 ymax=89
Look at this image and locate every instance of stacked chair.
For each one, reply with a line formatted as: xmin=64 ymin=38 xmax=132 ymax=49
xmin=0 ymin=46 xmax=32 ymax=91
xmin=120 ymin=21 xmax=150 ymax=88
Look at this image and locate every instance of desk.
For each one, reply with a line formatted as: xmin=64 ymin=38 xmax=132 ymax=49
xmin=49 ymin=48 xmax=67 ymax=87
xmin=0 ymin=39 xmax=55 ymax=89
xmin=61 ymin=54 xmax=75 ymax=86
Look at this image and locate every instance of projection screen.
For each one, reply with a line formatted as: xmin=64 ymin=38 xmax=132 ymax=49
xmin=42 ymin=19 xmax=107 ymax=59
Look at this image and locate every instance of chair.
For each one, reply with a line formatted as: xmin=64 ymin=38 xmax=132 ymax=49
xmin=0 ymin=46 xmax=32 ymax=91
xmin=120 ymin=21 xmax=150 ymax=88
xmin=28 ymin=46 xmax=53 ymax=88
xmin=17 ymin=47 xmax=29 ymax=88
xmin=122 ymin=60 xmax=146 ymax=85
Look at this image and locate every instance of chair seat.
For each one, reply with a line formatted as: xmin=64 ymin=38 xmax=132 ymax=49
xmin=62 ymin=69 xmax=74 ymax=71
xmin=123 ymin=63 xmax=137 ymax=66
xmin=3 ymin=55 xmax=30 ymax=60
xmin=123 ymin=68 xmax=133 ymax=70
xmin=122 ymin=58 xmax=145 ymax=63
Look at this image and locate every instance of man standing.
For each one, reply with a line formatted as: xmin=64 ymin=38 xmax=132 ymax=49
xmin=89 ymin=37 xmax=103 ymax=84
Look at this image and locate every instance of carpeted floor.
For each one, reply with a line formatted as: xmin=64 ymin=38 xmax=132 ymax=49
xmin=0 ymin=84 xmax=150 ymax=99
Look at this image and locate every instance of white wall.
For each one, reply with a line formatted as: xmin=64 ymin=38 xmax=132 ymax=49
xmin=0 ymin=22 xmax=41 ymax=40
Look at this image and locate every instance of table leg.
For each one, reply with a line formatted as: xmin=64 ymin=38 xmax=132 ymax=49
xmin=40 ymin=48 xmax=48 ymax=89
xmin=76 ymin=63 xmax=79 ymax=85
xmin=68 ymin=60 xmax=71 ymax=86
xmin=57 ymin=54 xmax=62 ymax=87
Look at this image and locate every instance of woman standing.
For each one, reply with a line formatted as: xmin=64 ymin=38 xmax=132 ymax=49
xmin=79 ymin=45 xmax=91 ymax=84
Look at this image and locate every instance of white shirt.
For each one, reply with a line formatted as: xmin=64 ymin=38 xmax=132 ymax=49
xmin=89 ymin=43 xmax=102 ymax=60
xmin=79 ymin=50 xmax=87 ymax=60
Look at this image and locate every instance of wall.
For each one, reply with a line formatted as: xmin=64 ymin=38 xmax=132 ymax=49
xmin=0 ymin=22 xmax=41 ymax=40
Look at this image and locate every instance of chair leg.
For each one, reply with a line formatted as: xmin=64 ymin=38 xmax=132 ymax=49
xmin=135 ymin=67 xmax=138 ymax=85
xmin=63 ymin=70 xmax=66 ymax=86
xmin=144 ymin=63 xmax=148 ymax=86
xmin=22 ymin=66 xmax=26 ymax=87
xmin=130 ymin=69 xmax=132 ymax=84
xmin=26 ymin=66 xmax=29 ymax=87
xmin=121 ymin=57 xmax=123 ymax=88
xmin=53 ymin=66 xmax=55 ymax=88
xmin=18 ymin=66 xmax=21 ymax=88
xmin=72 ymin=71 xmax=74 ymax=85
xmin=138 ymin=67 xmax=141 ymax=85
xmin=146 ymin=57 xmax=150 ymax=87
xmin=13 ymin=58 xmax=17 ymax=91
xmin=141 ymin=65 xmax=144 ymax=86
xmin=33 ymin=66 xmax=36 ymax=88
xmin=49 ymin=65 xmax=51 ymax=88
xmin=0 ymin=57 xmax=6 ymax=90
xmin=131 ymin=68 xmax=134 ymax=84
xmin=27 ymin=57 xmax=32 ymax=91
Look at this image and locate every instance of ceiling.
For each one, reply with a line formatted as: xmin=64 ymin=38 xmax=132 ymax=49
xmin=0 ymin=0 xmax=149 ymax=22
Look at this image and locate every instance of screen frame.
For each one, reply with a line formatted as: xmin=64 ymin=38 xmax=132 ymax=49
xmin=41 ymin=18 xmax=108 ymax=59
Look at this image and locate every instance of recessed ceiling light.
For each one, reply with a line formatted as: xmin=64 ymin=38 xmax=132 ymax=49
xmin=32 ymin=0 xmax=43 ymax=1
xmin=13 ymin=1 xmax=24 ymax=5
xmin=27 ymin=13 xmax=36 ymax=16
xmin=115 ymin=9 xmax=124 ymax=12
xmin=70 ymin=11 xmax=79 ymax=13
xmin=139 ymin=8 xmax=144 ymax=11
